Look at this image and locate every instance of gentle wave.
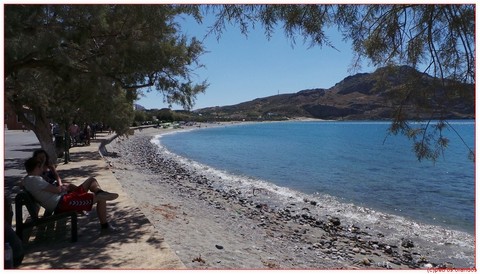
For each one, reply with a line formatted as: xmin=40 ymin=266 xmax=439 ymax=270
xmin=151 ymin=132 xmax=474 ymax=267
xmin=158 ymin=121 xmax=474 ymax=233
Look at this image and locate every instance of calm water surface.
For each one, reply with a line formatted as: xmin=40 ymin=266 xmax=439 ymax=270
xmin=160 ymin=121 xmax=475 ymax=234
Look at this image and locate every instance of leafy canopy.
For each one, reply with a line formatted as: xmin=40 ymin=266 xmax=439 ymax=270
xmin=4 ymin=4 xmax=474 ymax=162
xmin=204 ymin=4 xmax=475 ymax=161
xmin=5 ymin=4 xmax=208 ymax=134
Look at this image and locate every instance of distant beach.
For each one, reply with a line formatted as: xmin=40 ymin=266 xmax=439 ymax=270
xmin=104 ymin=124 xmax=474 ymax=269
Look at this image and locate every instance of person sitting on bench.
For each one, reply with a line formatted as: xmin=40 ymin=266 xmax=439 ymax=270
xmin=32 ymin=149 xmax=77 ymax=192
xmin=23 ymin=157 xmax=119 ymax=234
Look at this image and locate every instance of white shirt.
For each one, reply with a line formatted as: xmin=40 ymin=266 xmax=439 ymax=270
xmin=23 ymin=175 xmax=61 ymax=212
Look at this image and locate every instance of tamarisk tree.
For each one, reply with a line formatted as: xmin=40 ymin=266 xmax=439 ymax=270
xmin=5 ymin=5 xmax=208 ymax=162
xmin=5 ymin=4 xmax=474 ymax=162
xmin=205 ymin=4 xmax=475 ymax=161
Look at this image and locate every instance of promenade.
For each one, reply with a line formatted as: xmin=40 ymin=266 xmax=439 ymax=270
xmin=4 ymin=130 xmax=185 ymax=269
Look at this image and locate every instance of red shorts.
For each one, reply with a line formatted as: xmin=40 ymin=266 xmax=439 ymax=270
xmin=56 ymin=186 xmax=94 ymax=213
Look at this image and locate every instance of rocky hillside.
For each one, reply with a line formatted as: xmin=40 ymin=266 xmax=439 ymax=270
xmin=196 ymin=66 xmax=474 ymax=121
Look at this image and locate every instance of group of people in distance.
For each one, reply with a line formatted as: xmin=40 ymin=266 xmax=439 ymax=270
xmin=68 ymin=122 xmax=92 ymax=146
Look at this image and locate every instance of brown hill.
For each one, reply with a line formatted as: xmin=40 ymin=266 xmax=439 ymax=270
xmin=196 ymin=66 xmax=474 ymax=121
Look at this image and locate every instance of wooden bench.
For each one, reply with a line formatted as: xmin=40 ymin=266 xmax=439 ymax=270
xmin=15 ymin=191 xmax=78 ymax=243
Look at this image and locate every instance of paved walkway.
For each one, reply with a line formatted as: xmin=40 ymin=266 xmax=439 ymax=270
xmin=8 ymin=131 xmax=186 ymax=269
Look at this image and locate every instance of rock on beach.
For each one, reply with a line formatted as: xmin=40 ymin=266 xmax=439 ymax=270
xmin=104 ymin=126 xmax=474 ymax=269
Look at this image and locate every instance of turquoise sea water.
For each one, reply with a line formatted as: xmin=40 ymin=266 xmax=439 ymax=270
xmin=159 ymin=121 xmax=475 ymax=234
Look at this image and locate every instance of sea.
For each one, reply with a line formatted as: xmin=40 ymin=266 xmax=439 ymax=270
xmin=156 ymin=120 xmax=475 ymax=235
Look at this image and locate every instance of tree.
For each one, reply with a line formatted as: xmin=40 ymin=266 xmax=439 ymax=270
xmin=204 ymin=4 xmax=475 ymax=161
xmin=5 ymin=5 xmax=208 ymax=163
xmin=156 ymin=108 xmax=175 ymax=122
xmin=5 ymin=4 xmax=474 ymax=162
xmin=335 ymin=5 xmax=474 ymax=161
xmin=134 ymin=110 xmax=148 ymax=126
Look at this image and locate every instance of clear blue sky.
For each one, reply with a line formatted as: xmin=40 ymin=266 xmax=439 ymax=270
xmin=136 ymin=11 xmax=375 ymax=110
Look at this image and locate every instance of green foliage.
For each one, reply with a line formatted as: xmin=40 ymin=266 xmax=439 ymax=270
xmin=206 ymin=4 xmax=474 ymax=85
xmin=388 ymin=120 xmax=448 ymax=162
xmin=388 ymin=118 xmax=474 ymax=162
xmin=4 ymin=4 xmax=474 ymax=162
xmin=205 ymin=4 xmax=474 ymax=162
xmin=3 ymin=4 xmax=208 ymax=164
xmin=5 ymin=4 xmax=208 ymax=125
xmin=337 ymin=5 xmax=474 ymax=84
xmin=5 ymin=4 xmax=208 ymax=157
xmin=155 ymin=108 xmax=175 ymax=122
xmin=134 ymin=110 xmax=148 ymax=123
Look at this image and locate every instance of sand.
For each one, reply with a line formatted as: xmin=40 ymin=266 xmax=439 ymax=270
xmin=103 ymin=124 xmax=474 ymax=269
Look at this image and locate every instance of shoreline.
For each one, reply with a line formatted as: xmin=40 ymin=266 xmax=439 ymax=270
xmin=104 ymin=124 xmax=474 ymax=269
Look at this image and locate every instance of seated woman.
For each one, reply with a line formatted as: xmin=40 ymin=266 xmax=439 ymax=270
xmin=32 ymin=149 xmax=77 ymax=192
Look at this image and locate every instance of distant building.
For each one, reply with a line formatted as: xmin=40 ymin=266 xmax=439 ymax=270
xmin=4 ymin=102 xmax=35 ymax=130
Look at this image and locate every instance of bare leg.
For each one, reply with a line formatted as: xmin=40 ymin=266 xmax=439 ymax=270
xmin=79 ymin=177 xmax=118 ymax=228
xmin=80 ymin=177 xmax=102 ymax=193
xmin=96 ymin=200 xmax=108 ymax=224
xmin=66 ymin=183 xmax=77 ymax=192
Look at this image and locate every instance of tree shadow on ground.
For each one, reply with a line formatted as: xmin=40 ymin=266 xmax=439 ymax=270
xmin=57 ymin=164 xmax=105 ymax=180
xmin=4 ymin=158 xmax=27 ymax=171
xmin=4 ymin=150 xmax=40 ymax=193
xmin=18 ymin=201 xmax=160 ymax=269
xmin=101 ymin=150 xmax=119 ymax=158
xmin=66 ymin=150 xmax=102 ymax=162
xmin=4 ymin=159 xmax=28 ymax=201
xmin=4 ymin=175 xmax=24 ymax=199
xmin=11 ymin=143 xmax=41 ymax=151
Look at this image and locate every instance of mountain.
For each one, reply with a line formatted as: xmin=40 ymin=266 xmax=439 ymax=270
xmin=134 ymin=104 xmax=146 ymax=111
xmin=196 ymin=66 xmax=474 ymax=121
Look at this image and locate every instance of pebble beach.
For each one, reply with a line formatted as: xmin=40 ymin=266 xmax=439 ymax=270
xmin=103 ymin=125 xmax=475 ymax=270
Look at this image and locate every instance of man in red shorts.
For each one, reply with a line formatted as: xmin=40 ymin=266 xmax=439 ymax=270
xmin=23 ymin=157 xmax=119 ymax=234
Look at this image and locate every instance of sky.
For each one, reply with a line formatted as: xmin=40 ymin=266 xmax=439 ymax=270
xmin=135 ymin=10 xmax=375 ymax=110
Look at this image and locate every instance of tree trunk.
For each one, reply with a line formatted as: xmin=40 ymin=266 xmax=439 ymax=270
xmin=33 ymin=121 xmax=57 ymax=165
xmin=15 ymin=107 xmax=58 ymax=165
